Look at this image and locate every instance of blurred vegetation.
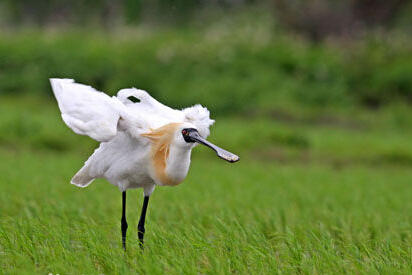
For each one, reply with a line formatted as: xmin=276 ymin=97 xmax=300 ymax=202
xmin=0 ymin=25 xmax=411 ymax=115
xmin=0 ymin=0 xmax=411 ymax=153
xmin=1 ymin=0 xmax=411 ymax=34
xmin=0 ymin=0 xmax=411 ymax=116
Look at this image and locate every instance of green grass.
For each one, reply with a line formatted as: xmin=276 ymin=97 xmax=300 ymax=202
xmin=1 ymin=97 xmax=412 ymax=273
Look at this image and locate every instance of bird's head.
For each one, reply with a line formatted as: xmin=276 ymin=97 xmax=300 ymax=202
xmin=175 ymin=123 xmax=239 ymax=163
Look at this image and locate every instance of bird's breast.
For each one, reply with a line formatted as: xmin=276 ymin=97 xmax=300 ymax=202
xmin=151 ymin=144 xmax=191 ymax=186
xmin=141 ymin=123 xmax=192 ymax=186
xmin=156 ymin=146 xmax=191 ymax=186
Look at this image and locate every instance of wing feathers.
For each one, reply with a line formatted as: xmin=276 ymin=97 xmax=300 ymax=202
xmin=50 ymin=78 xmax=214 ymax=142
xmin=50 ymin=78 xmax=121 ymax=142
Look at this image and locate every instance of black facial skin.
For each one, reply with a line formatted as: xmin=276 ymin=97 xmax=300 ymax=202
xmin=182 ymin=128 xmax=198 ymax=143
xmin=181 ymin=128 xmax=240 ymax=163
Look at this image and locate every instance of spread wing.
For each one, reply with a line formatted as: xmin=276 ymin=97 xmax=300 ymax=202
xmin=116 ymin=88 xmax=184 ymax=129
xmin=116 ymin=88 xmax=214 ymax=138
xmin=50 ymin=78 xmax=136 ymax=142
xmin=51 ymin=78 xmax=214 ymax=142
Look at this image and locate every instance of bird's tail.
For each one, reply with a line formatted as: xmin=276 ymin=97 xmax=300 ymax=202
xmin=71 ymin=165 xmax=95 ymax=187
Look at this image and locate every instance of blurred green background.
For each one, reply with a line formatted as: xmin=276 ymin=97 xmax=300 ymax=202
xmin=1 ymin=0 xmax=412 ymax=274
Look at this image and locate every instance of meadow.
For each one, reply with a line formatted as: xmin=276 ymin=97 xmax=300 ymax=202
xmin=1 ymin=95 xmax=412 ymax=274
xmin=0 ymin=8 xmax=412 ymax=272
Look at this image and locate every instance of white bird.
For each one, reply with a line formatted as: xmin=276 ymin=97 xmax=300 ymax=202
xmin=50 ymin=78 xmax=239 ymax=249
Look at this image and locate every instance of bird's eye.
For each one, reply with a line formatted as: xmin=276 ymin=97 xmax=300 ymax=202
xmin=182 ymin=129 xmax=188 ymax=136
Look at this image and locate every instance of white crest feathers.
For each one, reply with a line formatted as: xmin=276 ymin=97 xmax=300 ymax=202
xmin=183 ymin=104 xmax=215 ymax=138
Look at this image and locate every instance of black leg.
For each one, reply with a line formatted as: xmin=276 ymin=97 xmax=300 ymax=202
xmin=121 ymin=191 xmax=128 ymax=251
xmin=138 ymin=196 xmax=150 ymax=249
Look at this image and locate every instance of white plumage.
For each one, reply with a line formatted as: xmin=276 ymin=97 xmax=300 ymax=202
xmin=50 ymin=78 xmax=238 ymax=196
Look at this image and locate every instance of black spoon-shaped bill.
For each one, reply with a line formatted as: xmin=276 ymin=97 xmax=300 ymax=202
xmin=183 ymin=129 xmax=240 ymax=163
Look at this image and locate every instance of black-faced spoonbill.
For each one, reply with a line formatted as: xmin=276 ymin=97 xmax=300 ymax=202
xmin=50 ymin=79 xmax=239 ymax=250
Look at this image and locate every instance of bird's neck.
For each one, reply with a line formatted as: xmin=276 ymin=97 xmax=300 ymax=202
xmin=164 ymin=144 xmax=192 ymax=185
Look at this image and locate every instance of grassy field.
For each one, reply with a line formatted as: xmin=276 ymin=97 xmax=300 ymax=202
xmin=1 ymin=97 xmax=412 ymax=274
